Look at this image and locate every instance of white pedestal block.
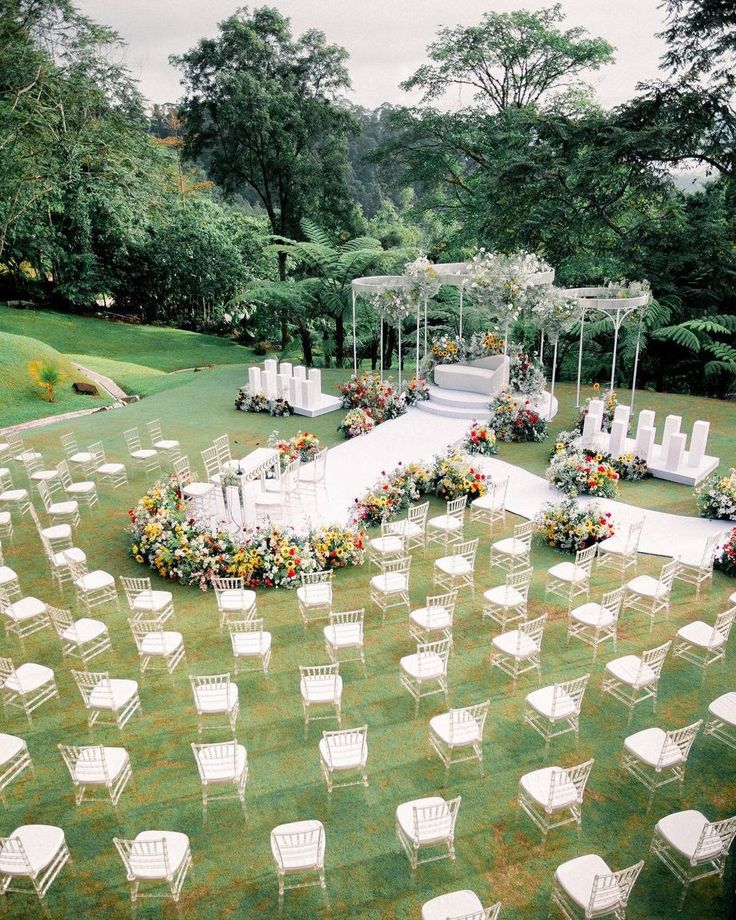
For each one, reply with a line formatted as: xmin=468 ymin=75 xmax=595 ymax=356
xmin=293 ymin=365 xmax=307 ymax=380
xmin=306 ymin=379 xmax=320 ymax=408
xmin=666 ymin=432 xmax=686 ymax=471
xmin=661 ymin=415 xmax=682 ymax=458
xmin=688 ymin=420 xmax=709 ymax=467
xmin=262 ymin=371 xmax=277 ymax=399
xmin=264 ymin=358 xmax=278 ymax=376
xmin=248 ymin=367 xmax=261 ymax=392
xmin=582 ymin=412 xmax=601 ymax=449
xmin=277 ymin=374 xmax=290 ymax=398
xmin=298 ymin=379 xmax=310 ymax=406
xmin=609 ymin=419 xmax=628 ymax=458
xmin=288 ymin=377 xmax=299 ymax=405
xmin=613 ymin=405 xmax=630 ymax=428
xmin=280 ymin=362 xmax=293 ymax=378
xmin=634 ymin=426 xmax=656 ymax=463
xmin=587 ymin=399 xmax=604 ymax=423
xmin=308 ymin=368 xmax=322 ymax=389
xmin=636 ymin=410 xmax=656 ymax=438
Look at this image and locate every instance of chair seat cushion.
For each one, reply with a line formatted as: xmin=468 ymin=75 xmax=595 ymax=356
xmin=69 ymin=452 xmax=93 ymax=464
xmin=626 ymin=575 xmax=667 ymax=598
xmin=131 ymin=591 xmax=172 ymax=613
xmin=525 ymin=685 xmax=577 ymax=720
xmin=324 ymin=623 xmax=362 ymax=648
xmin=129 ymin=830 xmax=190 ymax=879
xmin=422 ymin=890 xmax=483 ymax=920
xmin=400 ymin=652 xmax=445 ymax=680
xmin=0 ymin=733 xmax=26 ymax=766
xmin=154 ymin=439 xmax=179 ymax=450
xmin=708 ymin=691 xmax=736 ymax=726
xmin=396 ymin=796 xmax=452 ymax=844
xmin=296 ymin=584 xmax=331 ymax=606
xmin=0 ymin=567 xmax=15 ymax=587
xmin=410 ymin=606 xmax=451 ymax=630
xmin=598 ymin=536 xmax=626 ymax=555
xmin=3 ymin=663 xmax=54 ymax=694
xmin=96 ymin=463 xmax=125 ymax=475
xmin=0 ymin=489 xmax=28 ymax=502
xmin=193 ymin=683 xmax=238 ymax=713
xmin=5 ymin=596 xmax=46 ymax=622
xmin=624 ymin=727 xmax=684 ymax=768
xmin=30 ymin=470 xmax=58 ymax=482
xmin=73 ymin=747 xmax=129 ymax=784
xmin=434 ymin=556 xmax=472 ymax=576
xmin=429 ymin=713 xmax=480 ymax=747
xmin=300 ymin=675 xmax=343 ymax=703
xmin=65 ymin=482 xmax=95 ymax=495
xmin=131 ymin=450 xmax=158 ymax=460
xmin=676 ymin=621 xmax=723 ymax=649
xmin=656 ymin=809 xmax=724 ymax=861
xmin=520 ymin=766 xmax=578 ymax=809
xmin=548 ymin=562 xmax=588 ymax=583
xmin=88 ymin=678 xmax=138 ymax=710
xmin=471 ymin=494 xmax=503 ymax=511
xmin=231 ymin=631 xmax=272 ymax=655
xmin=52 ymin=547 xmax=86 ymax=568
xmin=492 ymin=631 xmax=539 ymax=658
xmin=0 ymin=825 xmax=65 ymax=876
xmin=483 ymin=585 xmax=524 ymax=607
xmin=183 ymin=482 xmax=214 ymax=498
xmin=604 ymin=655 xmax=656 ymax=688
xmin=49 ymin=501 xmax=78 ymax=515
xmin=554 ymin=853 xmax=618 ymax=911
xmin=369 ymin=535 xmax=404 ymax=554
xmin=198 ymin=744 xmax=247 ymax=782
xmin=42 ymin=524 xmax=71 ymax=541
xmin=77 ymin=570 xmax=114 ymax=591
xmin=427 ymin=515 xmax=463 ymax=532
xmin=492 ymin=537 xmax=529 ymax=557
xmin=62 ymin=617 xmax=107 ymax=644
xmin=319 ymin=737 xmax=367 ymax=770
xmin=139 ymin=632 xmax=183 ymax=656
xmin=570 ymin=603 xmax=614 ymax=627
xmin=370 ymin=573 xmax=408 ymax=593
xmin=403 ymin=521 xmax=423 ymax=538
xmin=270 ymin=819 xmax=325 ymax=869
xmin=0 ymin=513 xmax=10 ymax=526
xmin=217 ymin=589 xmax=256 ymax=612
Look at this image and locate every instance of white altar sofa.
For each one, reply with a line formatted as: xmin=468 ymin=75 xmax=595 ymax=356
xmin=433 ymin=356 xmax=510 ymax=397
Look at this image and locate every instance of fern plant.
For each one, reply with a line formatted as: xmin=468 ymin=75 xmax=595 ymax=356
xmin=28 ymin=359 xmax=66 ymax=402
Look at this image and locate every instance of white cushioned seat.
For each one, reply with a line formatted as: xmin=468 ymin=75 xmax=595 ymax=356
xmin=520 ymin=766 xmax=577 ymax=809
xmin=4 ymin=597 xmax=46 ymax=622
xmin=139 ymin=632 xmax=183 ymax=656
xmin=396 ymin=796 xmax=452 ymax=844
xmin=89 ymin=678 xmax=138 ymax=710
xmin=676 ymin=621 xmax=724 ymax=648
xmin=0 ymin=566 xmax=18 ymax=586
xmin=427 ymin=515 xmax=463 ymax=532
xmin=483 ymin=585 xmax=524 ymax=607
xmin=153 ymin=439 xmax=179 ymax=450
xmin=130 ymin=450 xmax=157 ymax=460
xmin=3 ymin=663 xmax=53 ymax=693
xmin=231 ymin=631 xmax=272 ymax=655
xmin=0 ymin=825 xmax=65 ymax=876
xmin=318 ymin=737 xmax=367 ymax=770
xmin=627 ymin=575 xmax=667 ymax=598
xmin=0 ymin=733 xmax=26 ymax=764
xmin=51 ymin=547 xmax=86 ymax=568
xmin=193 ymin=682 xmax=238 ymax=713
xmin=368 ymin=535 xmax=403 ymax=554
xmin=525 ymin=686 xmax=576 ymax=720
xmin=131 ymin=590 xmax=172 ymax=613
xmin=605 ymin=655 xmax=656 ymax=687
xmin=323 ymin=622 xmax=362 ymax=647
xmin=73 ymin=747 xmax=129 ymax=784
xmin=429 ymin=713 xmax=480 ymax=747
xmin=369 ymin=573 xmax=408 ymax=593
xmin=129 ymin=830 xmax=189 ymax=879
xmin=400 ymin=653 xmax=444 ymax=680
xmin=96 ymin=462 xmax=125 ymax=475
xmin=68 ymin=451 xmax=93 ymax=465
xmin=76 ymin=570 xmax=114 ymax=591
xmin=570 ymin=602 xmax=614 ymax=626
xmin=555 ymin=853 xmax=620 ymax=911
xmin=623 ymin=727 xmax=684 ymax=768
xmin=217 ymin=589 xmax=256 ymax=612
xmin=410 ymin=606 xmax=451 ymax=630
xmin=548 ymin=562 xmax=588 ymax=583
xmin=296 ymin=584 xmax=331 ymax=606
xmin=655 ymin=809 xmax=724 ymax=861
xmin=492 ymin=537 xmax=528 ymax=556
xmin=198 ymin=744 xmax=247 ymax=782
xmin=422 ymin=890 xmax=483 ymax=920
xmin=708 ymin=692 xmax=736 ymax=725
xmin=434 ymin=556 xmax=472 ymax=576
xmin=270 ymin=819 xmax=324 ymax=869
xmin=300 ymin=675 xmax=343 ymax=703
xmin=62 ymin=618 xmax=107 ymax=644
xmin=492 ymin=630 xmax=538 ymax=658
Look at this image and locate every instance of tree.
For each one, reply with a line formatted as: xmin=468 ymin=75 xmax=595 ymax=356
xmin=401 ymin=4 xmax=613 ymax=112
xmin=173 ymin=6 xmax=359 ymax=282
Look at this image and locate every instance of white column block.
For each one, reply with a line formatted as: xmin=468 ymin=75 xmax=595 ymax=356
xmin=293 ymin=365 xmax=307 ymax=380
xmin=666 ymin=432 xmax=686 ymax=471
xmin=608 ymin=419 xmax=627 ymax=458
xmin=636 ymin=409 xmax=656 ymax=437
xmin=262 ymin=371 xmax=277 ymax=399
xmin=634 ymin=425 xmax=656 ymax=462
xmin=308 ymin=368 xmax=322 ymax=390
xmin=688 ymin=420 xmax=710 ymax=467
xmin=306 ymin=379 xmax=320 ymax=408
xmin=613 ymin=404 xmax=630 ymax=427
xmin=661 ymin=415 xmax=682 ymax=457
xmin=248 ymin=367 xmax=261 ymax=392
xmin=264 ymin=358 xmax=278 ymax=376
xmin=587 ymin=399 xmax=604 ymax=423
xmin=298 ymin=379 xmax=310 ymax=407
xmin=288 ymin=377 xmax=299 ymax=405
xmin=277 ymin=374 xmax=290 ymax=398
xmin=582 ymin=412 xmax=601 ymax=449
xmin=280 ymin=362 xmax=293 ymax=378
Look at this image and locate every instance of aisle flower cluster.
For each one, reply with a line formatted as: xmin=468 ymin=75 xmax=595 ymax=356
xmin=404 ymin=375 xmax=430 ymax=405
xmin=715 ymin=528 xmax=736 ymax=577
xmin=547 ymin=451 xmax=620 ymax=498
xmin=463 ymin=422 xmax=498 ymax=456
xmin=536 ymin=498 xmax=615 ymax=553
xmin=267 ymin=430 xmax=321 ymax=469
xmin=338 ymin=407 xmax=376 ymax=439
xmin=696 ymin=469 xmax=736 ymax=520
xmin=339 ymin=372 xmax=406 ymax=423
xmin=350 ymin=462 xmax=431 ymax=526
xmin=430 ymin=450 xmax=488 ymax=501
xmin=509 ymin=349 xmax=545 ymax=396
xmin=235 ymin=386 xmax=292 ymax=417
xmin=488 ymin=389 xmax=549 ymax=442
xmin=550 ymin=431 xmax=648 ymax=481
xmin=129 ymin=477 xmax=364 ymax=589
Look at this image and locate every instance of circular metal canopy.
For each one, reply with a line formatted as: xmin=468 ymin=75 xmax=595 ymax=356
xmin=563 ymin=287 xmax=650 ymax=312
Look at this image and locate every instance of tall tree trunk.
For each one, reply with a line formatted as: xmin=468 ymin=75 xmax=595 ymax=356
xmin=383 ymin=326 xmax=395 ymax=370
xmin=335 ymin=311 xmax=345 ymax=368
xmin=369 ymin=336 xmax=378 ymax=370
xmin=298 ymin=321 xmax=314 ymax=366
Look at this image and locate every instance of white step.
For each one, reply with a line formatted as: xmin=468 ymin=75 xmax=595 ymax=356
xmin=416 ymin=401 xmax=488 ymax=420
xmin=424 ymin=384 xmax=490 ymax=409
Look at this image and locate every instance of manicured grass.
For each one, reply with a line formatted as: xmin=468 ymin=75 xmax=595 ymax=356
xmin=0 ymin=331 xmax=114 ymax=427
xmin=66 ymin=354 xmax=205 ymax=399
xmin=1 ymin=373 xmax=734 ymax=919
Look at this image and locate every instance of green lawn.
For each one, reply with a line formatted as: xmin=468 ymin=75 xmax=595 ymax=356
xmin=1 ymin=370 xmax=734 ymax=919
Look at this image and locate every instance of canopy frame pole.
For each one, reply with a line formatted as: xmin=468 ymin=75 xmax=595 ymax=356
xmin=549 ymin=336 xmax=558 ymax=421
xmin=540 ymin=330 xmax=545 ymax=364
xmin=630 ymin=309 xmax=644 ymax=412
xmin=352 ymin=289 xmax=358 ymax=375
xmin=575 ymin=307 xmax=586 ymax=407
xmin=459 ymin=286 xmax=464 ymax=338
xmin=610 ymin=307 xmax=621 ymax=393
xmin=379 ymin=317 xmax=384 ymax=383
xmin=398 ymin=322 xmax=403 ymax=390
xmin=415 ymin=299 xmax=420 ymax=377
xmin=423 ymin=297 xmax=428 ymax=361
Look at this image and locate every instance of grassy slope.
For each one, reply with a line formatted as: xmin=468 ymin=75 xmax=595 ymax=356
xmin=0 ymin=331 xmax=114 ymax=427
xmin=1 ymin=369 xmax=735 ymax=920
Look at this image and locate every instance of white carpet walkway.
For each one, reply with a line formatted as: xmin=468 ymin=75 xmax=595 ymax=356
xmin=311 ymin=407 xmax=727 ymax=559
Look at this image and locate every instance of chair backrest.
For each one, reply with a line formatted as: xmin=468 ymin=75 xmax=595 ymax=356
xmin=514 ymin=519 xmax=536 ymax=545
xmin=0 ymin=587 xmax=13 ymax=614
xmin=212 ymin=576 xmax=254 ymax=612
xmin=446 ymin=495 xmax=467 ymax=519
xmin=449 ymin=701 xmax=490 ymax=745
xmin=271 ymin=823 xmax=324 ymax=871
xmin=588 ymin=860 xmax=644 ymax=913
xmin=190 ymin=673 xmax=232 ymax=710
xmin=425 ymin=590 xmax=457 ymax=626
xmin=71 ymin=669 xmax=111 ymax=706
xmin=416 ymin=638 xmax=451 ymax=676
xmin=658 ymin=720 xmax=702 ymax=769
xmin=0 ymin=657 xmax=16 ymax=686
xmin=300 ymin=570 xmax=333 ymax=587
xmin=65 ymin=552 xmax=88 ymax=583
xmin=658 ymin=558 xmax=679 ymax=591
xmin=641 ymin=640 xmax=672 ymax=679
xmin=312 ymin=447 xmax=328 ymax=480
xmin=36 ymin=479 xmax=53 ymax=511
xmin=213 ymin=434 xmax=232 ymax=465
xmin=114 ymin=835 xmax=173 ymax=880
xmin=697 ymin=531 xmax=721 ymax=570
xmin=55 ymin=460 xmax=74 ymax=489
xmin=120 ymin=575 xmax=151 ymax=606
xmin=0 ymin=834 xmax=34 ymax=876
xmin=328 ymin=608 xmax=364 ymax=636
xmin=383 ymin=519 xmax=407 ymax=539
xmin=60 ymin=432 xmax=79 ymax=457
xmin=128 ymin=618 xmax=165 ymax=649
xmin=449 ymin=905 xmax=501 ymax=920
xmin=201 ymin=446 xmax=221 ymax=479
xmin=321 ymin=725 xmax=367 ymax=768
xmin=88 ymin=441 xmax=105 ymax=466
xmin=600 ymin=586 xmax=625 ymax=620
xmin=555 ymin=673 xmax=590 ymax=716
xmin=693 ymin=815 xmax=736 ymax=865
xmin=21 ymin=453 xmax=43 ymax=476
xmin=146 ymin=419 xmax=163 ymax=443
xmin=381 ymin=555 xmax=411 ymax=576
xmin=48 ymin=605 xmax=74 ymax=638
xmin=408 ymin=501 xmax=429 ymax=527
xmin=455 ymin=537 xmax=479 ymax=568
xmin=508 ymin=566 xmax=533 ymax=594
xmin=491 ymin=476 xmax=509 ymax=509
xmin=625 ymin=519 xmax=645 ymax=555
xmin=413 ymin=795 xmax=461 ymax=842
xmin=519 ymin=613 xmax=547 ymax=648
xmin=191 ymin=740 xmax=243 ymax=782
xmin=548 ymin=758 xmax=595 ymax=809
xmin=300 ymin=663 xmax=340 ymax=695
xmin=713 ymin=608 xmax=736 ymax=644
xmin=228 ymin=618 xmax=265 ymax=650
xmin=574 ymin=544 xmax=597 ymax=572
xmin=123 ymin=428 xmax=142 ymax=453
xmin=58 ymin=743 xmax=111 ymax=784
xmin=283 ymin=456 xmax=301 ymax=492
xmin=172 ymin=455 xmax=192 ymax=489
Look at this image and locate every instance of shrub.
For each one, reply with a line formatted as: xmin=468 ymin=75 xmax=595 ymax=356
xmin=489 ymin=389 xmax=549 ymax=442
xmin=253 ymin=340 xmax=276 ymax=355
xmin=463 ymin=422 xmax=498 ymax=456
xmin=28 ymin=359 xmax=66 ymax=402
xmin=536 ymin=498 xmax=615 ymax=553
xmin=696 ymin=469 xmax=736 ymax=520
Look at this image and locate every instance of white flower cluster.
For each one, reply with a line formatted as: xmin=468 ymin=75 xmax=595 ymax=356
xmin=403 ymin=255 xmax=441 ymax=302
xmin=468 ymin=249 xmax=552 ymax=323
xmin=370 ymin=288 xmax=413 ymax=325
xmin=530 ymin=286 xmax=580 ymax=338
xmin=603 ymin=278 xmax=652 ymax=299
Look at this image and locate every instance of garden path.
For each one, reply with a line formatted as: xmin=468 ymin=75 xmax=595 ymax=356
xmin=312 ymin=407 xmax=727 ymax=558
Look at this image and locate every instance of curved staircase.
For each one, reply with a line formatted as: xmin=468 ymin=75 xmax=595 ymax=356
xmin=416 ymin=385 xmax=559 ymax=421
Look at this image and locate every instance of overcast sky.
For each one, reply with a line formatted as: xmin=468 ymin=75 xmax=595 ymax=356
xmin=76 ymin=0 xmax=669 ymax=109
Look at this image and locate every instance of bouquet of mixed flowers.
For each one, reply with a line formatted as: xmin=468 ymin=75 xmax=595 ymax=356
xmin=430 ymin=334 xmax=463 ymax=365
xmin=235 ymin=386 xmax=293 ymax=417
xmin=696 ymin=469 xmax=736 ymax=520
xmin=465 ymin=330 xmax=505 ymax=360
xmin=308 ymin=524 xmax=365 ymax=570
xmin=547 ymin=450 xmax=620 ymax=499
xmin=469 ymin=249 xmax=552 ymax=325
xmin=715 ymin=528 xmax=736 ymax=577
xmin=404 ymin=375 xmax=430 ymax=405
xmin=549 ymin=429 xmax=582 ymax=459
xmin=338 ymin=372 xmax=406 ymax=424
xmin=349 ymin=461 xmax=431 ymax=526
xmin=549 ymin=431 xmax=648 ymax=483
xmin=536 ymin=498 xmax=615 ymax=553
xmin=267 ymin=430 xmax=321 ymax=470
xmin=338 ymin=407 xmax=376 ymax=439
xmin=430 ymin=449 xmax=488 ymax=501
xmin=509 ymin=349 xmax=545 ymax=396
xmin=463 ymin=422 xmax=498 ymax=456
xmin=489 ymin=389 xmax=549 ymax=443
xmin=610 ymin=453 xmax=649 ymax=481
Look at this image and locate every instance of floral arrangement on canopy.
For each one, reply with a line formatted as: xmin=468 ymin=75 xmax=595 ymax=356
xmin=403 ymin=255 xmax=441 ymax=303
xmin=369 ymin=288 xmax=413 ymax=326
xmin=603 ymin=278 xmax=652 ymax=299
xmin=530 ymin=286 xmax=579 ymax=341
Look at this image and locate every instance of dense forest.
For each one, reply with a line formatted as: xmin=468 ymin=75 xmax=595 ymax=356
xmin=1 ymin=0 xmax=735 ymax=395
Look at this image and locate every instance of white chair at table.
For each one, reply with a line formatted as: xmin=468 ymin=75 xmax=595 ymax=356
xmin=228 ymin=618 xmax=272 ymax=677
xmin=0 ymin=823 xmax=71 ymax=905
xmin=482 ymin=566 xmax=532 ymax=630
xmin=318 ymin=724 xmax=368 ymax=800
xmin=270 ymin=819 xmax=327 ymax=910
xmin=297 ymin=570 xmax=333 ymax=627
xmin=422 ymin=891 xmax=501 ymax=920
xmin=395 ymin=794 xmax=461 ymax=873
xmin=649 ymin=808 xmax=736 ymax=909
xmin=601 ymin=639 xmax=671 ymax=725
xmin=596 ymin=518 xmax=644 ymax=579
xmin=567 ymin=586 xmax=624 ymax=659
xmin=428 ymin=700 xmax=490 ymax=783
xmin=172 ymin=455 xmax=216 ymax=519
xmin=0 ymin=732 xmax=33 ymax=806
xmin=113 ymin=831 xmax=193 ymax=910
xmin=703 ymin=691 xmax=736 ymax=752
xmin=621 ymin=719 xmax=702 ymax=810
xmin=673 ymin=530 xmax=722 ymax=598
xmin=427 ymin=496 xmax=467 ymax=552
xmin=523 ymin=673 xmax=590 ymax=756
xmin=550 ymin=853 xmax=644 ymax=920
xmin=518 ymin=757 xmax=595 ymax=842
xmin=212 ymin=576 xmax=256 ymax=629
xmin=191 ymin=739 xmax=248 ymax=820
xmin=255 ymin=456 xmax=300 ymax=524
xmin=470 ymin=474 xmax=508 ymax=532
